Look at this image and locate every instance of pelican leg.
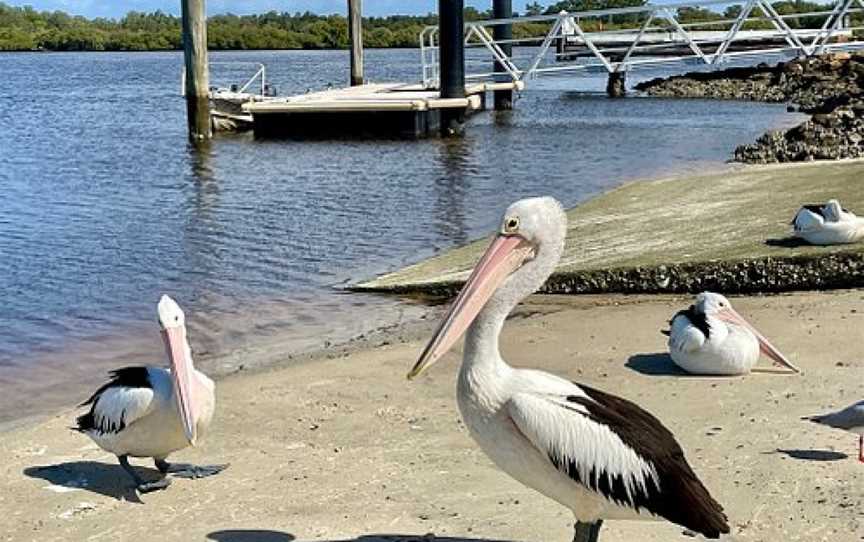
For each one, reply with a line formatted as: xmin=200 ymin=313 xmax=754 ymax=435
xmin=155 ymin=458 xmax=228 ymax=479
xmin=573 ymin=520 xmax=603 ymax=542
xmin=118 ymin=455 xmax=171 ymax=493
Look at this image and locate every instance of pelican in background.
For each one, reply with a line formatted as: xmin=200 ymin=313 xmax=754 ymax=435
xmin=804 ymin=400 xmax=864 ymax=463
xmin=791 ymin=199 xmax=864 ymax=245
xmin=664 ymin=292 xmax=800 ymax=376
xmin=75 ymin=295 xmax=226 ymax=492
xmin=408 ymin=197 xmax=729 ymax=542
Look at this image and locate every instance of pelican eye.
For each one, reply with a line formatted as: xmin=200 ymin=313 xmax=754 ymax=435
xmin=503 ymin=217 xmax=520 ymax=234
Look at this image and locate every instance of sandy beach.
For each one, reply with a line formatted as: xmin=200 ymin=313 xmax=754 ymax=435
xmin=1 ymin=290 xmax=861 ymax=542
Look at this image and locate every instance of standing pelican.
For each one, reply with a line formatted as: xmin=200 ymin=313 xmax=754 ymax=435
xmin=791 ymin=199 xmax=864 ymax=245
xmin=408 ymin=197 xmax=729 ymax=541
xmin=804 ymin=400 xmax=864 ymax=463
xmin=75 ymin=295 xmax=225 ymax=492
xmin=664 ymin=292 xmax=800 ymax=375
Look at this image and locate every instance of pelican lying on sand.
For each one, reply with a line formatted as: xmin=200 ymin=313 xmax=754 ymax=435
xmin=75 ymin=295 xmax=226 ymax=492
xmin=792 ymin=199 xmax=864 ymax=245
xmin=664 ymin=292 xmax=800 ymax=376
xmin=804 ymin=400 xmax=864 ymax=463
xmin=409 ymin=197 xmax=729 ymax=542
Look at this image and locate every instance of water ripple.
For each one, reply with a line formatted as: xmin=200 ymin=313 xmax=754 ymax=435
xmin=0 ymin=49 xmax=805 ymax=423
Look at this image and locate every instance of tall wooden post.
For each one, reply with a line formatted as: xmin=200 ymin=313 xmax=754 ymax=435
xmin=181 ymin=0 xmax=211 ymax=141
xmin=492 ymin=0 xmax=513 ymax=110
xmin=439 ymin=0 xmax=466 ymax=135
xmin=348 ymin=0 xmax=364 ymax=86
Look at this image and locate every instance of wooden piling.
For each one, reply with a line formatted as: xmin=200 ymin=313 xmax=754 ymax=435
xmin=439 ymin=0 xmax=466 ymax=135
xmin=492 ymin=0 xmax=513 ymax=110
xmin=348 ymin=0 xmax=364 ymax=86
xmin=181 ymin=0 xmax=211 ymax=141
xmin=607 ymin=71 xmax=626 ymax=98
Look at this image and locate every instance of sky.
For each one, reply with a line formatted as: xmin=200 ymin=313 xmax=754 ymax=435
xmin=3 ymin=1 xmax=539 ymax=19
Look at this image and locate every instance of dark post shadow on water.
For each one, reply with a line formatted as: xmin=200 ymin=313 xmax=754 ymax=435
xmin=626 ymin=353 xmax=691 ymax=376
xmin=765 ymin=237 xmax=810 ymax=248
xmin=432 ymin=138 xmax=474 ymax=246
xmin=24 ymin=461 xmax=153 ymax=503
xmin=207 ymin=533 xmax=516 ymax=542
xmin=180 ymin=138 xmax=225 ymax=310
xmin=770 ymin=449 xmax=849 ymax=461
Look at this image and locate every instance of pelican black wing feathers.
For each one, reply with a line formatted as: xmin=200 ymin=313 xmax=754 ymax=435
xmin=75 ymin=366 xmax=152 ymax=433
xmin=563 ymin=384 xmax=730 ymax=539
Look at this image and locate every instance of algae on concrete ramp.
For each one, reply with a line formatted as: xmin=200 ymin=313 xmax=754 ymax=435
xmin=356 ymin=160 xmax=864 ymax=296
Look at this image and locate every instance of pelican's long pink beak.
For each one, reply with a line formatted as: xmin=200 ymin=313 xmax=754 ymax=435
xmin=162 ymin=325 xmax=198 ymax=445
xmin=408 ymin=234 xmax=535 ymax=380
xmin=715 ymin=307 xmax=801 ymax=374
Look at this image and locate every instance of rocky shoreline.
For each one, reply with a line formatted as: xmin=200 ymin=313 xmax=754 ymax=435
xmin=635 ymin=53 xmax=864 ymax=163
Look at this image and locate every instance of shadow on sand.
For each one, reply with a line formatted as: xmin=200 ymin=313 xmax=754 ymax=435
xmin=208 ymin=531 xmax=295 ymax=542
xmin=765 ymin=237 xmax=809 ymax=248
xmin=626 ymin=353 xmax=690 ymax=377
xmin=772 ymin=449 xmax=849 ymax=461
xmin=208 ymin=534 xmax=515 ymax=542
xmin=23 ymin=460 xmax=162 ymax=503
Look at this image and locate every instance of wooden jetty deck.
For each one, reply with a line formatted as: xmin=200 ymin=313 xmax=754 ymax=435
xmin=238 ymin=81 xmax=524 ymax=138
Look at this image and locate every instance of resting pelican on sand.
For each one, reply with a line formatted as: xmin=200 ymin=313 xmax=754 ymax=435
xmin=804 ymin=400 xmax=864 ymax=463
xmin=408 ymin=197 xmax=729 ymax=541
xmin=75 ymin=295 xmax=225 ymax=492
xmin=664 ymin=292 xmax=800 ymax=376
xmin=791 ymin=199 xmax=864 ymax=245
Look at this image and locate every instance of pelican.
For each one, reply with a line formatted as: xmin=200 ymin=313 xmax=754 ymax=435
xmin=75 ymin=295 xmax=225 ymax=492
xmin=408 ymin=197 xmax=729 ymax=541
xmin=664 ymin=292 xmax=800 ymax=375
xmin=791 ymin=199 xmax=864 ymax=245
xmin=804 ymin=400 xmax=864 ymax=463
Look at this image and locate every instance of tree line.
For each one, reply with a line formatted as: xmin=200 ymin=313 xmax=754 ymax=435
xmin=0 ymin=1 xmax=850 ymax=52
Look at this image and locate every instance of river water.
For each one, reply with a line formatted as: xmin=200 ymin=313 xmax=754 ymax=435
xmin=0 ymin=49 xmax=803 ymax=425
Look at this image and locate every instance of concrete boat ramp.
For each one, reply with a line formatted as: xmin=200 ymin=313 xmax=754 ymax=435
xmin=356 ymin=160 xmax=864 ymax=296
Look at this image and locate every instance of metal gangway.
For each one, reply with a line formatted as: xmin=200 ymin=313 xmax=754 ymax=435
xmin=419 ymin=0 xmax=864 ymax=88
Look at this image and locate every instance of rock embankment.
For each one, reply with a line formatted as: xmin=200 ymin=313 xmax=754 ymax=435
xmin=634 ymin=53 xmax=864 ymax=163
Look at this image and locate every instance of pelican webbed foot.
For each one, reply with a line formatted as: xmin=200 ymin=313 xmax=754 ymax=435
xmin=118 ymin=454 xmax=171 ymax=493
xmin=573 ymin=520 xmax=603 ymax=542
xmin=137 ymin=478 xmax=172 ymax=493
xmin=155 ymin=459 xmax=228 ymax=479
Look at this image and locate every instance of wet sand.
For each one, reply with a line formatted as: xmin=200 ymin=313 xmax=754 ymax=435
xmin=1 ymin=291 xmax=862 ymax=542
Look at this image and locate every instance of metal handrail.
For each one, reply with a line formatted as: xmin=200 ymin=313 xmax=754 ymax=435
xmin=182 ymin=61 xmax=268 ymax=97
xmin=419 ymin=0 xmax=864 ymax=88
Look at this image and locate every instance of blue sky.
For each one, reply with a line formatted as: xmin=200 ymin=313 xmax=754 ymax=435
xmin=4 ymin=1 xmax=538 ymax=19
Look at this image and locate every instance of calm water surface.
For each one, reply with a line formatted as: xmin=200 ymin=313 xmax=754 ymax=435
xmin=0 ymin=49 xmax=803 ymax=423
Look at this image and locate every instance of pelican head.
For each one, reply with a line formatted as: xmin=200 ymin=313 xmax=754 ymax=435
xmin=823 ymin=199 xmax=844 ymax=222
xmin=693 ymin=292 xmax=732 ymax=316
xmin=694 ymin=292 xmax=800 ymax=374
xmin=408 ymin=197 xmax=567 ymax=379
xmin=157 ymin=295 xmax=198 ymax=445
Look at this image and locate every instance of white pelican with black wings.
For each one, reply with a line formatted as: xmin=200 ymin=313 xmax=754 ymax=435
xmin=75 ymin=295 xmax=226 ymax=492
xmin=791 ymin=199 xmax=864 ymax=245
xmin=408 ymin=197 xmax=729 ymax=542
xmin=665 ymin=292 xmax=800 ymax=376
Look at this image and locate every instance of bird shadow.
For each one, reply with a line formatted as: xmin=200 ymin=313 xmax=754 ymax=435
xmin=765 ymin=237 xmax=809 ymax=248
xmin=626 ymin=353 xmax=690 ymax=377
xmin=208 ymin=534 xmax=515 ymax=542
xmin=771 ymin=449 xmax=849 ymax=461
xmin=23 ymin=460 xmax=164 ymax=503
xmin=208 ymin=531 xmax=295 ymax=542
